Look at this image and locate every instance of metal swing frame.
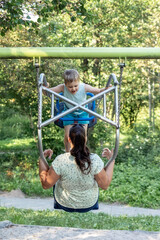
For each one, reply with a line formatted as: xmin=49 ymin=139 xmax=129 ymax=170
xmin=37 ymin=68 xmax=122 ymax=168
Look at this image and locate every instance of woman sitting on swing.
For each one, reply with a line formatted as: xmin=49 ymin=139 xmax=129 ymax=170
xmin=39 ymin=124 xmax=115 ymax=213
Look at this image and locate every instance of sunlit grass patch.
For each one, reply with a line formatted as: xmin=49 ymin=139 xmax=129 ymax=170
xmin=0 ymin=138 xmax=36 ymax=151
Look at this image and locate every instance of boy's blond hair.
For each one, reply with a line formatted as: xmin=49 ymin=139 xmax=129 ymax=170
xmin=63 ymin=69 xmax=80 ymax=84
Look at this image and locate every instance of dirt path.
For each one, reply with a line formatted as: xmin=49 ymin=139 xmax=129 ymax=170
xmin=0 ymin=221 xmax=160 ymax=240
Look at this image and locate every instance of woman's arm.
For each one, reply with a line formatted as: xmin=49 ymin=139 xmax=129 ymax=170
xmin=39 ymin=149 xmax=60 ymax=189
xmin=94 ymin=148 xmax=115 ymax=190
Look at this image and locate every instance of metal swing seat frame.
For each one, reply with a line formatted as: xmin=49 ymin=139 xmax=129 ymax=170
xmin=54 ymin=91 xmax=97 ymax=128
xmin=37 ymin=67 xmax=123 ymax=168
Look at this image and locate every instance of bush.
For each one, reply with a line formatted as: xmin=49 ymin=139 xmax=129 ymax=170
xmin=88 ymin=121 xmax=115 ymax=152
xmin=99 ymin=163 xmax=160 ymax=208
xmin=0 ymin=150 xmax=38 ymax=170
xmin=116 ymin=125 xmax=160 ymax=166
xmin=0 ymin=107 xmax=33 ymax=139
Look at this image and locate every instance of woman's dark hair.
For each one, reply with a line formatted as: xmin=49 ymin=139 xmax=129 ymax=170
xmin=69 ymin=124 xmax=91 ymax=174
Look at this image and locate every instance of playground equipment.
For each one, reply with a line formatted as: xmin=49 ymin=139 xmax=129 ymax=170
xmin=36 ymin=67 xmax=123 ymax=168
xmin=0 ymin=47 xmax=160 ymax=59
xmin=1 ymin=47 xmax=160 ymax=167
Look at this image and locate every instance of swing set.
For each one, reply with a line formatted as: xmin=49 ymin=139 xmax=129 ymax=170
xmin=1 ymin=47 xmax=160 ymax=167
xmin=36 ymin=64 xmax=124 ymax=168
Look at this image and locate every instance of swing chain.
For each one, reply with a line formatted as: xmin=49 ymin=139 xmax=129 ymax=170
xmin=117 ymin=63 xmax=125 ymax=128
xmin=35 ymin=63 xmax=41 ymax=128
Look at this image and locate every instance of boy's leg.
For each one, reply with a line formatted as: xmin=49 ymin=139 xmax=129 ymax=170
xmin=64 ymin=125 xmax=72 ymax=152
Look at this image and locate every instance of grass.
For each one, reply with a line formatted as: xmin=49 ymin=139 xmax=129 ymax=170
xmin=0 ymin=112 xmax=32 ymax=140
xmin=0 ymin=207 xmax=160 ymax=231
xmin=0 ymin=138 xmax=36 ymax=151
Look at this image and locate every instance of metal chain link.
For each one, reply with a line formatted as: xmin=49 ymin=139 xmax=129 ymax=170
xmin=117 ymin=63 xmax=125 ymax=128
xmin=35 ymin=63 xmax=41 ymax=127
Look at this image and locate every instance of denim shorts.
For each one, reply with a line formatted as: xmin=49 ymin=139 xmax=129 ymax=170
xmin=54 ymin=197 xmax=99 ymax=213
xmin=63 ymin=111 xmax=89 ymax=126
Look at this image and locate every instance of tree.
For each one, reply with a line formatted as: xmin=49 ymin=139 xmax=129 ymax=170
xmin=0 ymin=0 xmax=87 ymax=36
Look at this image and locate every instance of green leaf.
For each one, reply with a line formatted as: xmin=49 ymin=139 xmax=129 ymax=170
xmin=71 ymin=16 xmax=76 ymax=22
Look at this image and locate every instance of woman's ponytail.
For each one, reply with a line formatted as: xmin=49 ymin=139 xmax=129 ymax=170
xmin=69 ymin=124 xmax=91 ymax=174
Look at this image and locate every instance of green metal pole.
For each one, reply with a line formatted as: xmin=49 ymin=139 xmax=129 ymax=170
xmin=0 ymin=47 xmax=160 ymax=59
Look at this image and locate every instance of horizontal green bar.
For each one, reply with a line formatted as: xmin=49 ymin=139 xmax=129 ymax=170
xmin=0 ymin=47 xmax=160 ymax=59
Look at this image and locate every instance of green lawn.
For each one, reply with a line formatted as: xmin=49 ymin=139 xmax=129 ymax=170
xmin=0 ymin=138 xmax=36 ymax=151
xmin=0 ymin=207 xmax=160 ymax=231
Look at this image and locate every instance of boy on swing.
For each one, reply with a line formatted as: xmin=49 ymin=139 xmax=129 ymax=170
xmin=45 ymin=69 xmax=110 ymax=152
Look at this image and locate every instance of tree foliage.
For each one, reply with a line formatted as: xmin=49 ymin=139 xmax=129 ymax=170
xmin=0 ymin=0 xmax=88 ymax=36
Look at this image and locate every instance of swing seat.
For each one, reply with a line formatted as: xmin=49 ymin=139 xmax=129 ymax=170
xmin=54 ymin=92 xmax=97 ymax=128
